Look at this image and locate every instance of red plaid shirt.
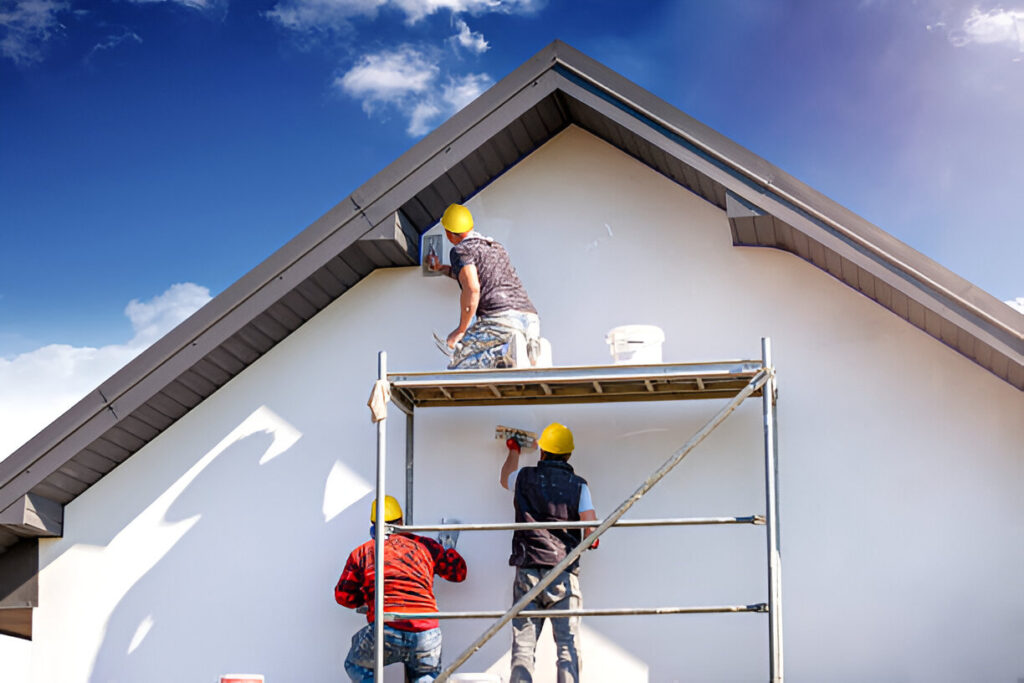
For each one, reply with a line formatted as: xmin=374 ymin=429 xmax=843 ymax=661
xmin=335 ymin=533 xmax=467 ymax=632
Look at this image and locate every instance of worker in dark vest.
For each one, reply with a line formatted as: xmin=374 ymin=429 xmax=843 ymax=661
xmin=335 ymin=496 xmax=467 ymax=682
xmin=426 ymin=202 xmax=540 ymax=369
xmin=500 ymin=423 xmax=598 ymax=683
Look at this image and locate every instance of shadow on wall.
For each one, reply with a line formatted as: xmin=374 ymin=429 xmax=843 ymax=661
xmin=85 ymin=425 xmax=368 ymax=681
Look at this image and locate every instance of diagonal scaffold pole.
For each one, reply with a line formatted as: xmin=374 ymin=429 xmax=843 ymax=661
xmin=435 ymin=367 xmax=771 ymax=681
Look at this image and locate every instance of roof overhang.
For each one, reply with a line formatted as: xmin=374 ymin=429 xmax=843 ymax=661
xmin=1 ymin=40 xmax=1021 ymax=567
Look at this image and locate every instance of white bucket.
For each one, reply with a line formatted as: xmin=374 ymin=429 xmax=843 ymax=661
xmin=605 ymin=325 xmax=665 ymax=364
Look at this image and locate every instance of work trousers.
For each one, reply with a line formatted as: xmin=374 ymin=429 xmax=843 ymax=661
xmin=449 ymin=310 xmax=540 ymax=370
xmin=344 ymin=623 xmax=442 ymax=682
xmin=510 ymin=567 xmax=582 ymax=683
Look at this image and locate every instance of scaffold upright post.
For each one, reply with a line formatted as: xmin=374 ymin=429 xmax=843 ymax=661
xmin=373 ymin=351 xmax=388 ymax=679
xmin=762 ymin=337 xmax=783 ymax=682
xmin=406 ymin=410 xmax=415 ymax=524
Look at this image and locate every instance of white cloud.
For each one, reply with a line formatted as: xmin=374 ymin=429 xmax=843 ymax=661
xmin=391 ymin=0 xmax=541 ymax=23
xmin=441 ymin=71 xmax=491 ymax=109
xmin=337 ymin=45 xmax=439 ymax=112
xmin=1006 ymin=297 xmax=1024 ymax=314
xmin=335 ymin=46 xmax=492 ymax=135
xmin=85 ymin=30 xmax=142 ymax=63
xmin=407 ymin=99 xmax=442 ymax=135
xmin=948 ymin=7 xmax=1024 ymax=51
xmin=451 ymin=17 xmax=488 ymax=53
xmin=265 ymin=0 xmax=384 ymax=33
xmin=0 ymin=0 xmax=68 ymax=65
xmin=125 ymin=0 xmax=229 ymax=12
xmin=266 ymin=0 xmax=539 ymax=31
xmin=0 ymin=283 xmax=212 ymax=461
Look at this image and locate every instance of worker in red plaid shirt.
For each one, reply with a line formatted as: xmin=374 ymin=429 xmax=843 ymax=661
xmin=335 ymin=496 xmax=467 ymax=682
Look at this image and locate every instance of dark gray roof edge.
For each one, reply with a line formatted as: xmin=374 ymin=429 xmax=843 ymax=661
xmin=548 ymin=42 xmax=1023 ymax=349
xmin=0 ymin=42 xmax=566 ymax=491
xmin=3 ymin=40 xmax=1021 ymax=508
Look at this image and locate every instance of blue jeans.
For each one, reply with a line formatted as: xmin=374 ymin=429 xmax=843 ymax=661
xmin=344 ymin=623 xmax=442 ymax=682
xmin=510 ymin=567 xmax=582 ymax=683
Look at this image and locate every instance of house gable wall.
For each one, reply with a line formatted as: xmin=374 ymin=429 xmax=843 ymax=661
xmin=33 ymin=127 xmax=1024 ymax=682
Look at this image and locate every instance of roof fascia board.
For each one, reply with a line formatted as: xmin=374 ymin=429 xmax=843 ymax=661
xmin=742 ymin=194 xmax=1022 ymax=360
xmin=557 ymin=76 xmax=1021 ymax=360
xmin=550 ymin=45 xmax=1023 ymax=347
xmin=0 ymin=208 xmax=380 ymax=513
xmin=357 ymin=70 xmax=564 ymax=229
xmin=93 ymin=196 xmax=366 ymax=407
xmin=0 ymin=45 xmax=567 ymax=512
xmin=348 ymin=42 xmax=561 ymax=217
xmin=549 ymin=66 xmax=1022 ymax=359
xmin=0 ymin=391 xmax=109 ymax=488
xmin=0 ymin=195 xmax=365 ymax=484
xmin=0 ymin=409 xmax=118 ymax=514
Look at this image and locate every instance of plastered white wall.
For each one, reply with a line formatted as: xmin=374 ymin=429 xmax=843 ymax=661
xmin=33 ymin=126 xmax=1024 ymax=682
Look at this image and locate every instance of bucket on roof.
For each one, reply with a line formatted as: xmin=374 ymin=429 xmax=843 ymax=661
xmin=220 ymin=676 xmax=264 ymax=683
xmin=605 ymin=325 xmax=665 ymax=364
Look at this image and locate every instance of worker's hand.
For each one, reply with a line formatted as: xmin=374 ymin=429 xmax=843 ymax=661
xmin=588 ymin=538 xmax=600 ymax=551
xmin=505 ymin=437 xmax=521 ymax=453
xmin=447 ymin=328 xmax=465 ymax=348
xmin=426 ymin=253 xmax=441 ymax=271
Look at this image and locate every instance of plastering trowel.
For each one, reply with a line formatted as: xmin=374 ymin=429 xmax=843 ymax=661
xmin=433 ymin=331 xmax=454 ymax=358
xmin=437 ymin=517 xmax=461 ymax=550
xmin=495 ymin=425 xmax=537 ymax=450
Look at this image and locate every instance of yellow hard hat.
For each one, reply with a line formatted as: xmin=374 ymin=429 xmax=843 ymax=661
xmin=370 ymin=495 xmax=403 ymax=523
xmin=441 ymin=203 xmax=473 ymax=234
xmin=537 ymin=423 xmax=574 ymax=455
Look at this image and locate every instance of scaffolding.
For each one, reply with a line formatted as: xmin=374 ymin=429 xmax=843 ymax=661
xmin=369 ymin=338 xmax=783 ymax=682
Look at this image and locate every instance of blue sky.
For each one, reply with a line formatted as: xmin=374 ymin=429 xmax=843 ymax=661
xmin=1 ymin=0 xmax=1023 ymax=454
xmin=0 ymin=0 xmax=1022 ymax=670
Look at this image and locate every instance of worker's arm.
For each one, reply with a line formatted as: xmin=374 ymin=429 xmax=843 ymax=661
xmin=419 ymin=536 xmax=468 ymax=583
xmin=334 ymin=552 xmax=366 ymax=608
xmin=580 ymin=483 xmax=599 ymax=548
xmin=500 ymin=438 xmax=522 ymax=489
xmin=580 ymin=509 xmax=598 ymax=544
xmin=447 ymin=264 xmax=480 ymax=348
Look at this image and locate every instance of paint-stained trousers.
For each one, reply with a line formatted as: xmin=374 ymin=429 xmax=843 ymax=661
xmin=509 ymin=567 xmax=582 ymax=683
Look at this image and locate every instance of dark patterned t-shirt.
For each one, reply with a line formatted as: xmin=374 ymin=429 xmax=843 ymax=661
xmin=450 ymin=234 xmax=537 ymax=316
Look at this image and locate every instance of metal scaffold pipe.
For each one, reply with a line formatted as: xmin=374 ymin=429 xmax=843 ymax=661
xmin=386 ymin=604 xmax=768 ymax=620
xmin=392 ymin=515 xmax=765 ymax=533
xmin=373 ymin=351 xmax=387 ymax=680
xmin=762 ymin=337 xmax=784 ymax=682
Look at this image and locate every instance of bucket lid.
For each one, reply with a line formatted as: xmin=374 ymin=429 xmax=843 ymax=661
xmin=605 ymin=325 xmax=665 ymax=345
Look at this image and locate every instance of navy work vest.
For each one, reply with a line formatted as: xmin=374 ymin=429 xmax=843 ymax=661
xmin=510 ymin=460 xmax=587 ymax=572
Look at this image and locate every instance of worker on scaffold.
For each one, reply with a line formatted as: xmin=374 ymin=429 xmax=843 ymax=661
xmin=500 ymin=423 xmax=599 ymax=683
xmin=426 ymin=202 xmax=541 ymax=369
xmin=335 ymin=495 xmax=467 ymax=682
